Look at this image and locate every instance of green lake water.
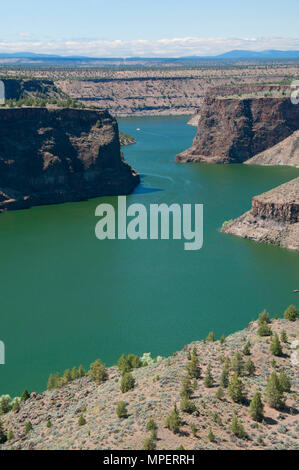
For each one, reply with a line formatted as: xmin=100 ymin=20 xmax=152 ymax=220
xmin=0 ymin=116 xmax=298 ymax=396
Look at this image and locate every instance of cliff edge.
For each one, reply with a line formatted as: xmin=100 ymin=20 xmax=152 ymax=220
xmin=0 ymin=108 xmax=139 ymax=212
xmin=176 ymin=97 xmax=299 ymax=164
xmin=221 ymin=178 xmax=299 ymax=251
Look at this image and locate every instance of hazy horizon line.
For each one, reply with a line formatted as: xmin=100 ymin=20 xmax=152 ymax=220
xmin=0 ymin=36 xmax=298 ymax=58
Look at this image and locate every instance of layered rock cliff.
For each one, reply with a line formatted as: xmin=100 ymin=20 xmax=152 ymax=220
xmin=221 ymin=178 xmax=299 ymax=251
xmin=176 ymin=97 xmax=299 ymax=164
xmin=245 ymin=130 xmax=299 ymax=168
xmin=0 ymin=108 xmax=139 ymax=212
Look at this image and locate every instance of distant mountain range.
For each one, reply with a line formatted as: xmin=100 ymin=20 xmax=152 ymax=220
xmin=215 ymin=49 xmax=299 ymax=59
xmin=0 ymin=49 xmax=298 ymax=65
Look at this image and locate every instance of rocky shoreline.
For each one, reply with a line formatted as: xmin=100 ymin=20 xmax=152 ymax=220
xmin=221 ymin=178 xmax=299 ymax=251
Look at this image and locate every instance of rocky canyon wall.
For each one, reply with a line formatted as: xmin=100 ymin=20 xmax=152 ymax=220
xmin=176 ymin=97 xmax=299 ymax=164
xmin=0 ymin=107 xmax=139 ymax=212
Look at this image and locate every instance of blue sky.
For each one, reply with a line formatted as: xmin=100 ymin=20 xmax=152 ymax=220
xmin=0 ymin=0 xmax=298 ymax=56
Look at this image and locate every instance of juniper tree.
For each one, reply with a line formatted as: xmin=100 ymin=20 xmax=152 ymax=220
xmin=228 ymin=374 xmax=246 ymax=403
xmin=78 ymin=414 xmax=86 ymax=426
xmin=63 ymin=369 xmax=72 ymax=384
xmin=0 ymin=395 xmax=12 ymax=414
xmin=118 ymin=354 xmax=142 ymax=373
xmin=257 ymin=323 xmax=272 ymax=337
xmin=7 ymin=429 xmax=14 ymax=442
xmin=180 ymin=375 xmax=193 ymax=399
xmin=206 ymin=331 xmax=215 ymax=342
xmin=12 ymin=399 xmax=20 ymax=413
xmin=25 ymin=421 xmax=33 ymax=434
xmin=165 ymin=404 xmax=181 ymax=434
xmin=220 ymin=335 xmax=226 ymax=345
xmin=270 ymin=333 xmax=283 ymax=357
xmin=220 ymin=366 xmax=229 ymax=388
xmin=258 ymin=310 xmax=271 ymax=324
xmin=230 ymin=414 xmax=245 ymax=439
xmin=283 ymin=305 xmax=298 ymax=322
xmin=180 ymin=398 xmax=197 ymax=414
xmin=127 ymin=354 xmax=142 ymax=369
xmin=204 ymin=364 xmax=214 ymax=388
xmin=116 ymin=401 xmax=128 ymax=419
xmin=120 ymin=372 xmax=135 ymax=393
xmin=231 ymin=352 xmax=245 ymax=376
xmin=47 ymin=374 xmax=56 ymax=390
xmin=0 ymin=419 xmax=7 ymax=444
xmin=71 ymin=366 xmax=79 ymax=380
xmin=47 ymin=420 xmax=52 ymax=428
xmin=142 ymin=437 xmax=156 ymax=450
xmin=244 ymin=358 xmax=256 ymax=375
xmin=88 ymin=359 xmax=108 ymax=384
xmin=278 ymin=370 xmax=291 ymax=393
xmin=186 ymin=350 xmax=201 ymax=379
xmin=242 ymin=341 xmax=251 ymax=356
xmin=78 ymin=365 xmax=86 ymax=378
xmin=207 ymin=428 xmax=215 ymax=442
xmin=249 ymin=392 xmax=264 ymax=422
xmin=53 ymin=372 xmax=62 ymax=388
xmin=21 ymin=389 xmax=30 ymax=402
xmin=265 ymin=372 xmax=285 ymax=410
xmin=280 ymin=330 xmax=288 ymax=343
xmin=146 ymin=419 xmax=157 ymax=432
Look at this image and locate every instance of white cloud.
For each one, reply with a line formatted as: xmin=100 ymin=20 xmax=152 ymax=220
xmin=0 ymin=37 xmax=298 ymax=57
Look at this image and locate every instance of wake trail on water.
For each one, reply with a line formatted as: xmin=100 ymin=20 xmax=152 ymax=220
xmin=145 ymin=172 xmax=175 ymax=183
xmin=136 ymin=129 xmax=176 ymax=144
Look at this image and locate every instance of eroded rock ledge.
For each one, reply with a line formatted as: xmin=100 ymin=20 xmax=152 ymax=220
xmin=0 ymin=107 xmax=139 ymax=213
xmin=176 ymin=97 xmax=299 ymax=164
xmin=221 ymin=178 xmax=299 ymax=251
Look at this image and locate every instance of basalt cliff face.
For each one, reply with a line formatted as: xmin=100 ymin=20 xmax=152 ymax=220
xmin=221 ymin=178 xmax=299 ymax=251
xmin=176 ymin=98 xmax=299 ymax=164
xmin=0 ymin=108 xmax=139 ymax=212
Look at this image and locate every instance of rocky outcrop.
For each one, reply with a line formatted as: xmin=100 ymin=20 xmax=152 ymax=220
xmin=187 ymin=113 xmax=200 ymax=126
xmin=176 ymin=97 xmax=299 ymax=164
xmin=119 ymin=131 xmax=136 ymax=146
xmin=221 ymin=178 xmax=299 ymax=250
xmin=245 ymin=130 xmax=299 ymax=168
xmin=0 ymin=107 xmax=139 ymax=212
